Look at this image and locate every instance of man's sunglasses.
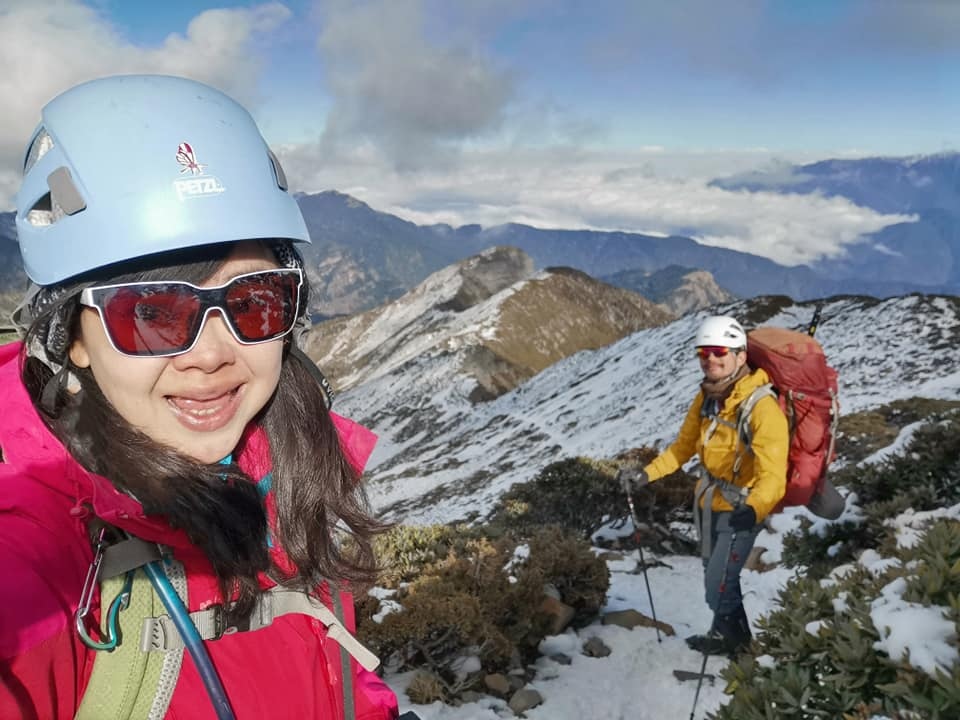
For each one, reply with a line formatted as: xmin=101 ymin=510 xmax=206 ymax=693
xmin=696 ymin=346 xmax=737 ymax=359
xmin=79 ymin=268 xmax=303 ymax=357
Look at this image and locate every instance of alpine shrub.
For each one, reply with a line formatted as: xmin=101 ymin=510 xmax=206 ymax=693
xmin=487 ymin=451 xmax=694 ymax=542
xmin=356 ymin=523 xmax=609 ymax=701
xmin=487 ymin=456 xmax=624 ymax=538
xmin=714 ymin=518 xmax=960 ymax=720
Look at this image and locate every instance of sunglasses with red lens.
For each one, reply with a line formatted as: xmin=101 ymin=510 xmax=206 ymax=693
xmin=79 ymin=268 xmax=303 ymax=357
xmin=696 ymin=346 xmax=733 ymax=359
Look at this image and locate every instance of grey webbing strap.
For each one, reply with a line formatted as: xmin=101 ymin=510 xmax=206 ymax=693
xmin=150 ymin=560 xmax=187 ymax=720
xmin=99 ymin=538 xmax=162 ymax=580
xmin=694 ymin=471 xmax=748 ymax=559
xmin=733 ymin=384 xmax=777 ymax=479
xmin=332 ymin=590 xmax=356 ymax=720
xmin=693 ymin=478 xmax=712 ymax=559
xmin=140 ymin=587 xmax=380 ymax=672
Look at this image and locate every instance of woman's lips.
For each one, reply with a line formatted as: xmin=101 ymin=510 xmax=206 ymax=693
xmin=166 ymin=387 xmax=242 ymax=431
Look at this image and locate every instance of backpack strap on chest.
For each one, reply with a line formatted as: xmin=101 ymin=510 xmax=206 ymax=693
xmin=140 ymin=585 xmax=379 ymax=671
xmin=75 ymin=533 xmax=186 ymax=720
xmin=75 ymin=526 xmax=375 ymax=720
xmin=732 ymin=383 xmax=776 ymax=479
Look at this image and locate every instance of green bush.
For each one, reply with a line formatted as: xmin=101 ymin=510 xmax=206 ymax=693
xmin=715 ymin=520 xmax=960 ymax=719
xmin=716 ymin=412 xmax=960 ymax=719
xmin=486 ymin=456 xmax=624 ymax=538
xmin=486 ymin=451 xmax=696 ymax=543
xmin=357 ymin=523 xmax=610 ymax=702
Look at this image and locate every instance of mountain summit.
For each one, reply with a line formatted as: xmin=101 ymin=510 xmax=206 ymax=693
xmin=304 ymin=246 xmax=672 ymax=402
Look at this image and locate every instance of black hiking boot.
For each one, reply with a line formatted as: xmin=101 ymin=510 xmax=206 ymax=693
xmin=685 ymin=630 xmax=731 ymax=655
xmin=687 ymin=605 xmax=753 ymax=657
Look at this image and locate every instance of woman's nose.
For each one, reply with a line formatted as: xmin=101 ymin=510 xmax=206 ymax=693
xmin=170 ymin=310 xmax=237 ymax=372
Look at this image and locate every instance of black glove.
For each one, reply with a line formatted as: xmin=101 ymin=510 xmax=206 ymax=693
xmin=617 ymin=466 xmax=650 ymax=494
xmin=729 ymin=504 xmax=757 ymax=532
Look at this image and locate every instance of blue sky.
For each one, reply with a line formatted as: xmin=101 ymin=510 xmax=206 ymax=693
xmin=88 ymin=0 xmax=957 ymax=155
xmin=0 ymin=0 xmax=955 ymax=265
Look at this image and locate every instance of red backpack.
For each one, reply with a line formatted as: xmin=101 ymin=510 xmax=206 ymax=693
xmin=737 ymin=326 xmax=839 ymax=513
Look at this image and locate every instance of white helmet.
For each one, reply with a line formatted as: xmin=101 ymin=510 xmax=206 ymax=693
xmin=695 ymin=315 xmax=746 ymax=348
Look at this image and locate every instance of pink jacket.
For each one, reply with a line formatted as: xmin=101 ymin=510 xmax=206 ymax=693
xmin=0 ymin=342 xmax=398 ymax=720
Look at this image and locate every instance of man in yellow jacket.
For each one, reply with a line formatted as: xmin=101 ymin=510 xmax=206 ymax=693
xmin=620 ymin=315 xmax=788 ymax=655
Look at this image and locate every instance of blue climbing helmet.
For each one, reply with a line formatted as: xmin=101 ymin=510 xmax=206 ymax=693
xmin=16 ymin=74 xmax=310 ymax=286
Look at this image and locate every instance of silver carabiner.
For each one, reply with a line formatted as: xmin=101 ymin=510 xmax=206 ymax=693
xmin=75 ymin=527 xmax=108 ymax=630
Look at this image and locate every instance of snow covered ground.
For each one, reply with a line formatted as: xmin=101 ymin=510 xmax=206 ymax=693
xmin=383 ymin=425 xmax=958 ymax=718
xmin=340 ymin=295 xmax=960 ymax=718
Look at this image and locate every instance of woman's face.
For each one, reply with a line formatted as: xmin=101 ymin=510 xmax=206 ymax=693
xmin=69 ymin=241 xmax=286 ymax=464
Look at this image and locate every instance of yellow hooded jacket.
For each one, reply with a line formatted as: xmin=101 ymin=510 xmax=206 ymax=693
xmin=643 ymin=367 xmax=789 ymax=521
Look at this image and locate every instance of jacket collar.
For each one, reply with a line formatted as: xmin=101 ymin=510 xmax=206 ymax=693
xmin=726 ymin=367 xmax=772 ymax=408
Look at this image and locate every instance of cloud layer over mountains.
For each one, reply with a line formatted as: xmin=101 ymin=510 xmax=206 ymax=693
xmin=0 ymin=1 xmax=941 ymax=270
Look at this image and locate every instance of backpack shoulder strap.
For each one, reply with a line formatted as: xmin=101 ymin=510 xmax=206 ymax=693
xmin=331 ymin=588 xmax=356 ymax=720
xmin=140 ymin=586 xmax=380 ymax=672
xmin=75 ymin=554 xmax=186 ymax=720
xmin=736 ymin=383 xmax=776 ymax=450
xmin=731 ymin=384 xmax=776 ymax=480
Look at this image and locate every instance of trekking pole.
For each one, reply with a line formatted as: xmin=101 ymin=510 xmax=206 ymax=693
xmin=689 ymin=505 xmax=744 ymax=720
xmin=689 ymin=531 xmax=737 ymax=720
xmin=625 ymin=488 xmax=661 ymax=643
xmin=807 ymin=302 xmax=823 ymax=337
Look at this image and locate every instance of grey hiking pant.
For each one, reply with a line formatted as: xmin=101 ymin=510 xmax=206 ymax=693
xmin=701 ymin=512 xmax=761 ymax=616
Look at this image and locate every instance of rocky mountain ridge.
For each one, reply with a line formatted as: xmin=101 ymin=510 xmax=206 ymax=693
xmin=304 ymin=246 xmax=673 ymax=402
xmin=600 ymin=264 xmax=736 ymax=316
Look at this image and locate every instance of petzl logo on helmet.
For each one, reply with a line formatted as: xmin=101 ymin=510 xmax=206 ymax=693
xmin=173 ymin=142 xmax=225 ymax=200
xmin=176 ymin=142 xmax=206 ymax=175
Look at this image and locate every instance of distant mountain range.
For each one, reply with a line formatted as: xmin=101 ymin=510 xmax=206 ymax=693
xmin=1 ymin=153 xmax=957 ymax=321
xmin=712 ymin=153 xmax=960 ymax=289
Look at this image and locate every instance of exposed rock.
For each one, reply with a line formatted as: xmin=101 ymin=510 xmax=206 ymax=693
xmin=601 ymin=609 xmax=676 ymax=636
xmin=601 ymin=264 xmax=736 ymax=316
xmin=483 ymin=673 xmax=511 ymax=696
xmin=539 ymin=595 xmax=576 ymax=635
xmin=458 ymin=691 xmax=484 ymax=704
xmin=549 ymin=653 xmax=573 ymax=665
xmin=661 ymin=269 xmax=737 ymax=316
xmin=744 ymin=545 xmax=775 ymax=572
xmin=596 ymin=551 xmax=626 ymax=562
xmin=508 ymin=687 xmax=544 ymax=715
xmin=436 ymin=247 xmax=534 ymax=312
xmin=581 ymin=636 xmax=611 ymax=658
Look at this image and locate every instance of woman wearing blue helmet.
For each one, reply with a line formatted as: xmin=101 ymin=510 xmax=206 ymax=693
xmin=0 ymin=75 xmax=399 ymax=720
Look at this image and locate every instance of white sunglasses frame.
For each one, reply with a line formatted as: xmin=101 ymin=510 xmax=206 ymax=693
xmin=78 ymin=267 xmax=303 ymax=358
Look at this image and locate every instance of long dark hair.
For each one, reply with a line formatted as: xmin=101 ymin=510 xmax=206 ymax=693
xmin=21 ymin=242 xmax=386 ymax=618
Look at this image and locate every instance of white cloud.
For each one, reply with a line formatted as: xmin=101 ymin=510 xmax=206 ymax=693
xmin=0 ymin=1 xmax=290 ymax=208
xmin=0 ymin=0 xmax=925 ymax=271
xmin=315 ymin=0 xmax=513 ymax=170
xmin=278 ymin=142 xmax=913 ymax=267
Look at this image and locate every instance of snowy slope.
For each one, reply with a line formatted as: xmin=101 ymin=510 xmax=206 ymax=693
xmin=337 ymin=294 xmax=960 ymax=525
